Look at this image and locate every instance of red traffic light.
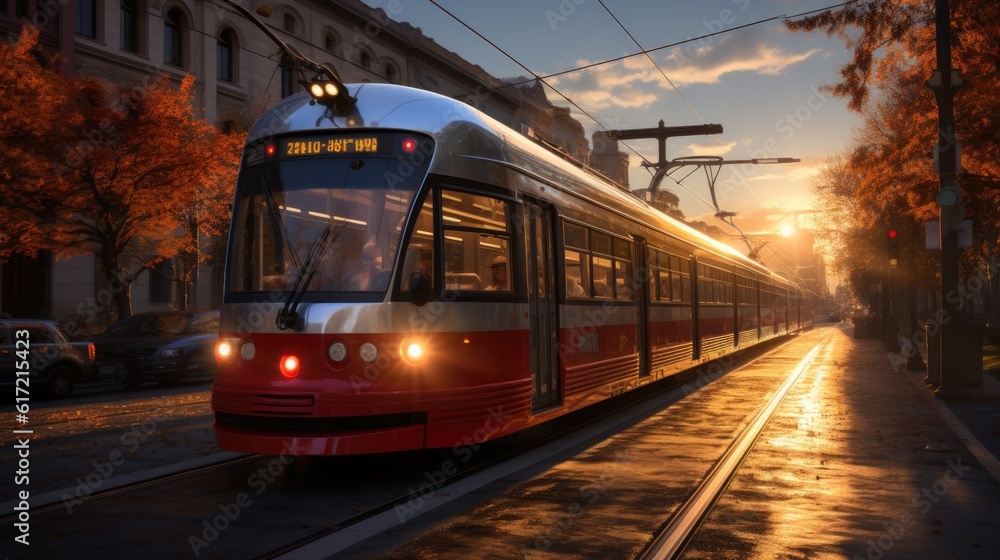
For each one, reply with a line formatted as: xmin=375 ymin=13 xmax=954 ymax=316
xmin=888 ymin=229 xmax=897 ymax=239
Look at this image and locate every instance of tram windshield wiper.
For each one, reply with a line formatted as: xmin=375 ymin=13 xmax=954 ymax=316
xmin=276 ymin=220 xmax=343 ymax=330
xmin=260 ymin=176 xmax=301 ymax=272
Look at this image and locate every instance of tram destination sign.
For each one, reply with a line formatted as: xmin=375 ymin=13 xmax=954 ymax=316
xmin=282 ymin=134 xmax=387 ymax=157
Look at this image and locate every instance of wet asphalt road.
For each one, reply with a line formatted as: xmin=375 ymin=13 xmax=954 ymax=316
xmin=338 ymin=326 xmax=1000 ymax=559
xmin=4 ymin=325 xmax=999 ymax=559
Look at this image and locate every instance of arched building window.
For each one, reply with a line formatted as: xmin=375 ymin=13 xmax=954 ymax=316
xmin=217 ymin=27 xmax=237 ymax=83
xmin=75 ymin=0 xmax=98 ymax=39
xmin=360 ymin=51 xmax=371 ymax=70
xmin=120 ymin=0 xmax=140 ymax=53
xmin=163 ymin=7 xmax=185 ymax=67
xmin=280 ymin=55 xmax=296 ymax=98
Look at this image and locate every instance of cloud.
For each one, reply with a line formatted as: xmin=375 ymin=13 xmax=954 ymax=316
xmin=745 ymin=165 xmax=821 ymax=183
xmin=663 ymin=27 xmax=821 ymax=85
xmin=681 ymin=139 xmax=738 ymax=156
xmin=549 ymin=27 xmax=821 ymax=110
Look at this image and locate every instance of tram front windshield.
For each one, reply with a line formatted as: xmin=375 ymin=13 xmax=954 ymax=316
xmin=228 ymin=141 xmax=430 ymax=295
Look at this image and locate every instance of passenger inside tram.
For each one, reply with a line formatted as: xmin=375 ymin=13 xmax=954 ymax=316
xmin=485 ymin=255 xmax=508 ymax=291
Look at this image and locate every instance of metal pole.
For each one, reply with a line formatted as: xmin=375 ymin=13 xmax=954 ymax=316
xmin=931 ymin=0 xmax=968 ymax=399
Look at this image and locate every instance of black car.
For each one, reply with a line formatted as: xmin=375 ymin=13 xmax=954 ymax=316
xmin=1 ymin=319 xmax=98 ymax=397
xmin=92 ymin=310 xmax=220 ymax=386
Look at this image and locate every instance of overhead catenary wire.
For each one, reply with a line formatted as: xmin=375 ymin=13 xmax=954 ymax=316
xmin=201 ymin=0 xmax=837 ymax=250
xmin=424 ymin=0 xmax=654 ymax=167
xmin=483 ymin=0 xmax=862 ymax=93
xmin=585 ymin=0 xmax=859 ymax=246
xmin=597 ymin=0 xmax=704 ymax=124
xmin=441 ymin=0 xmax=859 ymax=227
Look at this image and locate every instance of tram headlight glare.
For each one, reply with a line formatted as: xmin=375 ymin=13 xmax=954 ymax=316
xmin=328 ymin=342 xmax=347 ymax=362
xmin=400 ymin=339 xmax=427 ymax=365
xmin=359 ymin=342 xmax=378 ymax=363
xmin=217 ymin=340 xmax=232 ymax=360
xmin=279 ymin=354 xmax=300 ymax=378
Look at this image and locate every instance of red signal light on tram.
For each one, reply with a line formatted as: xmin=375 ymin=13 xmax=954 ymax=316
xmin=279 ymin=354 xmax=300 ymax=378
xmin=401 ymin=137 xmax=418 ymax=153
xmin=888 ymin=229 xmax=897 ymax=239
xmin=265 ymin=144 xmax=276 ymax=157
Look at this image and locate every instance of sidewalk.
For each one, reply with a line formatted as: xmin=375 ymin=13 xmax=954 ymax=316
xmin=685 ymin=326 xmax=1000 ymax=559
xmin=907 ymin=346 xmax=1000 ymax=484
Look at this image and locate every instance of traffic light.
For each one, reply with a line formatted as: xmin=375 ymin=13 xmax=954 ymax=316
xmin=887 ymin=229 xmax=900 ymax=266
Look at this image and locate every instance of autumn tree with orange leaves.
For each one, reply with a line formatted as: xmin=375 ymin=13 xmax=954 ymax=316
xmin=787 ymin=0 xmax=1000 ymax=313
xmin=0 ymin=27 xmax=245 ymax=320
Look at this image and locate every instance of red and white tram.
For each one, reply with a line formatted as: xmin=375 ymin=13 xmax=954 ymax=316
xmin=211 ymin=83 xmax=812 ymax=456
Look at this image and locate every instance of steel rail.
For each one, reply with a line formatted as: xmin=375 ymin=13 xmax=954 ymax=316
xmin=0 ymin=452 xmax=257 ymax=518
xmin=251 ymin=336 xmax=809 ymax=560
xmin=639 ymin=337 xmax=828 ymax=560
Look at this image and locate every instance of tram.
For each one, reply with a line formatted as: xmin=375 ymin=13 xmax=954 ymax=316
xmin=211 ymin=83 xmax=812 ymax=456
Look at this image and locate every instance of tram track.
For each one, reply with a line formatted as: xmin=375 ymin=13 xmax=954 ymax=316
xmin=638 ymin=337 xmax=828 ymax=560
xmin=248 ymin=333 xmax=828 ymax=560
xmin=0 ymin=451 xmax=256 ymax=520
xmin=303 ymin=327 xmax=836 ymax=560
xmin=19 ymin=399 xmax=209 ymax=430
xmin=4 ymin=331 xmax=830 ymax=559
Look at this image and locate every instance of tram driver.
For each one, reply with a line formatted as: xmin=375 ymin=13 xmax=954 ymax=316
xmin=344 ymin=238 xmax=383 ymax=291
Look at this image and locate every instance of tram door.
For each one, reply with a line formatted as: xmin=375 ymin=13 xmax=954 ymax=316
xmin=525 ymin=201 xmax=560 ymax=410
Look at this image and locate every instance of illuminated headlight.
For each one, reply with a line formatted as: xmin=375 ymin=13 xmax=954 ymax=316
xmin=328 ymin=342 xmax=347 ymax=362
xmin=216 ymin=340 xmax=233 ymax=359
xmin=309 ymin=83 xmax=325 ymax=98
xmin=400 ymin=338 xmax=427 ymax=365
xmin=359 ymin=342 xmax=378 ymax=363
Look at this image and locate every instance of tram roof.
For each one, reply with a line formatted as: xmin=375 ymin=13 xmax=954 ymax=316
xmin=247 ymin=84 xmax=794 ymax=286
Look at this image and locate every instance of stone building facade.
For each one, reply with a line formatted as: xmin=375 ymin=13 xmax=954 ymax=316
xmin=0 ymin=0 xmax=629 ymax=322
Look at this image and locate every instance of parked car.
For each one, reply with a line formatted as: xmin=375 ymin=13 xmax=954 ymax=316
xmin=1 ymin=319 xmax=97 ymax=397
xmin=92 ymin=310 xmax=220 ymax=387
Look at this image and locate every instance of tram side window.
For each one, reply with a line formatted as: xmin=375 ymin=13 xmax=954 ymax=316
xmin=440 ymin=188 xmax=511 ymax=292
xmin=613 ymin=237 xmax=633 ymax=300
xmin=400 ymin=197 xmax=435 ymax=291
xmin=565 ymin=250 xmax=590 ymax=297
xmin=736 ymin=274 xmax=757 ymax=305
xmin=674 ymin=256 xmax=690 ymax=303
xmin=649 ymin=250 xmax=690 ymax=303
xmin=593 ymin=256 xmax=612 ymax=298
xmin=698 ymin=263 xmax=733 ymax=304
xmin=650 ymin=249 xmax=669 ymax=301
xmin=761 ymin=282 xmax=776 ymax=307
xmin=563 ymin=222 xmax=632 ymax=300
